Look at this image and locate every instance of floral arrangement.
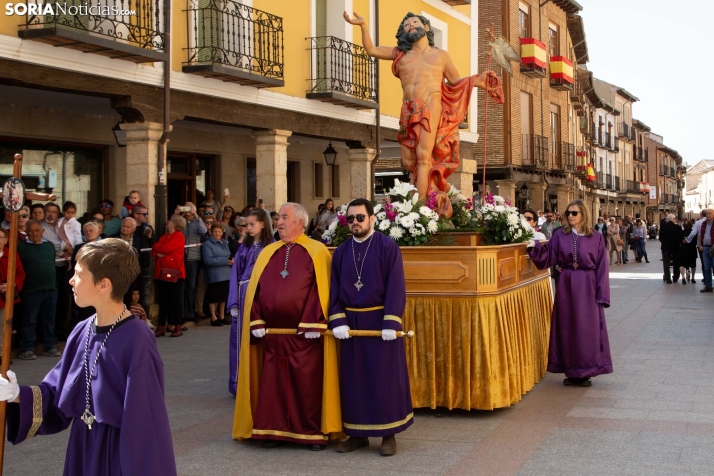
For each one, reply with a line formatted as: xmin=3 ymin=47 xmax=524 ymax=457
xmin=474 ymin=190 xmax=533 ymax=245
xmin=439 ymin=186 xmax=478 ymax=230
xmin=322 ymin=179 xmax=439 ymax=247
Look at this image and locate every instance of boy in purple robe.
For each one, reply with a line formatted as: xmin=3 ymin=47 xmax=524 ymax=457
xmin=227 ymin=208 xmax=274 ymax=396
xmin=527 ymin=199 xmax=613 ymax=387
xmin=0 ymin=238 xmax=177 ymax=476
xmin=329 ymin=198 xmax=412 ymax=456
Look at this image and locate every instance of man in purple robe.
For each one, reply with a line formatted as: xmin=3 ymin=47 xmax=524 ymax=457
xmin=329 ymin=198 xmax=412 ymax=456
xmin=527 ymin=199 xmax=612 ymax=387
xmin=0 ymin=238 xmax=176 ymax=476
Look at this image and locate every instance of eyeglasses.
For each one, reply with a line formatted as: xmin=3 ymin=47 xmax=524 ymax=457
xmin=565 ymin=211 xmax=580 ymax=217
xmin=224 ymin=209 xmax=232 ymax=213
xmin=524 ymin=216 xmax=535 ymax=222
xmin=204 ymin=211 xmax=214 ymax=215
xmin=100 ymin=204 xmax=112 ymax=208
xmin=347 ymin=214 xmax=367 ymax=224
xmin=239 ymin=224 xmax=247 ymax=228
xmin=136 ymin=212 xmax=148 ymax=216
xmin=19 ymin=214 xmax=28 ymax=219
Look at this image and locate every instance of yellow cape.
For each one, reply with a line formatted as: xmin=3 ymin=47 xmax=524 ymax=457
xmin=232 ymin=234 xmax=342 ymax=439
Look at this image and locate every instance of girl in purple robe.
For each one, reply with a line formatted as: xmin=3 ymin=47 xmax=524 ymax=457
xmin=0 ymin=238 xmax=176 ymax=476
xmin=527 ymin=199 xmax=613 ymax=387
xmin=227 ymin=209 xmax=274 ymax=396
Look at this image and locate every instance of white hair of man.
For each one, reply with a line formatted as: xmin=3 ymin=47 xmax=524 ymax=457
xmin=284 ymin=202 xmax=309 ymax=231
xmin=83 ymin=221 xmax=101 ymax=233
xmin=666 ymin=213 xmax=675 ymax=222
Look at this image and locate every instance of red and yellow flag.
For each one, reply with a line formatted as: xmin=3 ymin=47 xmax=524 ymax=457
xmin=520 ymin=38 xmax=547 ymax=69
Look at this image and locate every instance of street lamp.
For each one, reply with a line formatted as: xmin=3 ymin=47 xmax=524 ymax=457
xmin=323 ymin=142 xmax=337 ymax=166
xmin=112 ymin=120 xmax=127 ymax=148
xmin=519 ymin=183 xmax=530 ymax=198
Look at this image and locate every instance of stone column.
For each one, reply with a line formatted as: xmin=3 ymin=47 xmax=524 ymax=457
xmin=255 ymin=130 xmax=292 ymax=212
xmin=347 ymin=147 xmax=377 ymax=200
xmin=495 ymin=179 xmax=516 ymax=205
xmin=556 ymin=185 xmax=572 ymax=214
xmin=530 ymin=182 xmax=548 ymax=213
xmin=448 ymin=142 xmax=476 ymax=199
xmin=120 ymin=122 xmax=166 ymax=227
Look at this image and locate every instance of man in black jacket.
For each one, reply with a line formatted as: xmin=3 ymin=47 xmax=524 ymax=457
xmin=111 ymin=218 xmax=147 ymax=304
xmin=659 ymin=214 xmax=682 ymax=284
xmin=131 ymin=206 xmax=155 ymax=316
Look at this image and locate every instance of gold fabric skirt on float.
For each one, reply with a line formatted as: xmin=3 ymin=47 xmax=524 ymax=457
xmin=403 ymin=277 xmax=552 ymax=410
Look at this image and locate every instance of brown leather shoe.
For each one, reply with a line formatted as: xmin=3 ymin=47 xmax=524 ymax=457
xmin=337 ymin=437 xmax=369 ymax=453
xmin=380 ymin=435 xmax=397 ymax=456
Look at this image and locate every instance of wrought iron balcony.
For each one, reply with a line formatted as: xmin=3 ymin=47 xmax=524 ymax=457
xmin=306 ymin=36 xmax=377 ymax=109
xmin=630 ymin=128 xmax=636 ymax=141
xmin=521 ymin=134 xmax=549 ymax=168
xmin=520 ymin=38 xmax=547 ymax=78
xmin=604 ymin=132 xmax=612 ymax=149
xmin=18 ymin=0 xmax=167 ymax=62
xmin=560 ymin=142 xmax=576 ymax=172
xmin=614 ymin=137 xmax=619 ymax=152
xmin=183 ymin=0 xmax=284 ymax=87
xmin=644 ymin=149 xmax=649 ymax=162
xmin=615 ymin=176 xmax=621 ymax=191
xmin=549 ymin=139 xmax=561 ymax=170
xmin=637 ymin=147 xmax=643 ymax=161
xmin=626 ymin=180 xmax=640 ymax=193
xmin=606 ymin=173 xmax=613 ymax=190
xmin=618 ymin=123 xmax=630 ymax=139
xmin=659 ymin=165 xmax=666 ymax=176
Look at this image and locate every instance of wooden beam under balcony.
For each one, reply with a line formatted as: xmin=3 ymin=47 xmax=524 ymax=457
xmin=18 ymin=27 xmax=167 ymax=63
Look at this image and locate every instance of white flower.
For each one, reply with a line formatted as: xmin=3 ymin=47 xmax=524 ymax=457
xmin=409 ymin=227 xmax=421 ymax=236
xmin=328 ymin=220 xmax=338 ymax=231
xmin=412 ymin=193 xmax=420 ymax=206
xmin=379 ymin=220 xmax=390 ymax=231
xmin=427 ymin=220 xmax=438 ymax=232
xmin=407 ymin=212 xmax=420 ymax=221
xmin=494 ymin=195 xmax=505 ymax=205
xmin=419 ymin=206 xmax=434 ymax=217
xmin=400 ymin=215 xmax=415 ymax=229
xmin=507 ymin=214 xmax=519 ymax=226
xmin=389 ymin=226 xmax=404 ymax=240
xmin=373 ymin=204 xmax=383 ymax=213
xmin=387 ymin=179 xmax=417 ymax=197
xmin=495 ymin=205 xmax=505 ymax=213
xmin=377 ymin=211 xmax=387 ymax=220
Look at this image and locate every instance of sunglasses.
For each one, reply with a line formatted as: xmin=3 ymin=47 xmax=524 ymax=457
xmin=203 ymin=211 xmax=214 ymax=215
xmin=224 ymin=209 xmax=232 ymax=213
xmin=524 ymin=216 xmax=535 ymax=222
xmin=100 ymin=204 xmax=112 ymax=208
xmin=19 ymin=214 xmax=28 ymax=219
xmin=239 ymin=224 xmax=247 ymax=228
xmin=136 ymin=212 xmax=148 ymax=216
xmin=565 ymin=211 xmax=580 ymax=217
xmin=347 ymin=214 xmax=367 ymax=224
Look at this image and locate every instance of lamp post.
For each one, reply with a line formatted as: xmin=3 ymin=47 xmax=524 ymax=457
xmin=323 ymin=142 xmax=337 ymax=166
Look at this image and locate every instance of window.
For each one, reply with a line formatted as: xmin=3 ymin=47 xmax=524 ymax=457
xmin=520 ymin=91 xmax=533 ymax=135
xmin=331 ymin=164 xmax=340 ymax=198
xmin=549 ymin=103 xmax=560 ymax=167
xmin=314 ymin=162 xmax=324 ymax=198
xmin=548 ymin=24 xmax=559 ymax=57
xmin=518 ymin=4 xmax=530 ymax=38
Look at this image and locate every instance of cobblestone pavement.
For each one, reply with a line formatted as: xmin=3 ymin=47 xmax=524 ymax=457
xmin=4 ymin=255 xmax=714 ymax=475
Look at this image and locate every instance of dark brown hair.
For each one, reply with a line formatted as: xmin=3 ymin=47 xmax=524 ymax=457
xmin=75 ymin=238 xmax=140 ymax=302
xmin=242 ymin=208 xmax=273 ymax=248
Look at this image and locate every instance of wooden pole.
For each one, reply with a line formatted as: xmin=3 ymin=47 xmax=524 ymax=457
xmin=0 ymin=153 xmax=23 ymax=475
xmin=265 ymin=328 xmax=415 ymax=339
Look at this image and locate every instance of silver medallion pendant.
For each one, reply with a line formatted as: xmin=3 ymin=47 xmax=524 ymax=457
xmin=355 ymin=280 xmax=364 ymax=291
xmin=82 ymin=409 xmax=95 ymax=430
xmin=280 ymin=269 xmax=289 ymax=279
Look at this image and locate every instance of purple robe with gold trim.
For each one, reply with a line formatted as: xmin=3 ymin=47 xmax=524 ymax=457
xmin=328 ymin=231 xmax=413 ymax=437
xmin=6 ymin=316 xmax=176 ymax=476
xmin=529 ymin=228 xmax=613 ymax=378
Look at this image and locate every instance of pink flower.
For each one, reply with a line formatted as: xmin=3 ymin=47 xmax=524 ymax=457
xmin=465 ymin=199 xmax=473 ymax=210
xmin=504 ymin=198 xmax=512 ymax=206
xmin=425 ymin=192 xmax=437 ymax=210
xmin=337 ymin=215 xmax=348 ymax=226
xmin=386 ymin=211 xmax=397 ymax=221
xmin=485 ymin=193 xmax=495 ymax=205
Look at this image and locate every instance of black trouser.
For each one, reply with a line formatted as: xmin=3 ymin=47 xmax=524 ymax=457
xmin=54 ymin=263 xmax=71 ymax=340
xmin=138 ymin=272 xmax=152 ymax=317
xmin=662 ymin=250 xmax=680 ymax=282
xmin=157 ymin=278 xmax=185 ymax=327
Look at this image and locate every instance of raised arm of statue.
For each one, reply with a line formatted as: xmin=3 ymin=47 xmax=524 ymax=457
xmin=344 ymin=11 xmax=394 ymax=60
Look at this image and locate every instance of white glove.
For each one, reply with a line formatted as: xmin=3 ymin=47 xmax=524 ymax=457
xmin=251 ymin=328 xmax=266 ymax=338
xmin=0 ymin=371 xmax=20 ymax=403
xmin=526 ymin=239 xmax=536 ymax=250
xmin=332 ymin=325 xmax=351 ymax=340
xmin=304 ymin=332 xmax=321 ymax=339
xmin=382 ymin=329 xmax=397 ymax=341
xmin=229 ymin=307 xmax=240 ymax=318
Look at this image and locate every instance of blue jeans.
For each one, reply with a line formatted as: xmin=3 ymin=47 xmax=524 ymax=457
xmin=20 ymin=290 xmax=58 ymax=353
xmin=702 ymin=246 xmax=713 ymax=289
xmin=184 ymin=260 xmax=200 ymax=320
xmin=635 ymin=239 xmax=648 ymax=261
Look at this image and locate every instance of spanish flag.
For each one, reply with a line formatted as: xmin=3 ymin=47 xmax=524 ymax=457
xmin=549 ymin=56 xmax=574 ymax=84
xmin=586 ymin=165 xmax=596 ymax=181
xmin=520 ymin=38 xmax=547 ymax=69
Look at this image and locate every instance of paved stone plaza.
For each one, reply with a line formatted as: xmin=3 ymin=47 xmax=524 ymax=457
xmin=4 ymin=262 xmax=714 ymax=475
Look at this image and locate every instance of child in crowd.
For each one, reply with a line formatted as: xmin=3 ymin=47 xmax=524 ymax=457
xmin=120 ymin=190 xmax=144 ymax=219
xmin=58 ymin=201 xmax=83 ymax=249
xmin=0 ymin=238 xmax=177 ymax=475
xmin=128 ymin=288 xmax=153 ymax=329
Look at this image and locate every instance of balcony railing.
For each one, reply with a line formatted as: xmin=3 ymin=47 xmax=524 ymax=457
xmin=604 ymin=132 xmax=611 ymax=149
xmin=520 ymin=38 xmax=547 ymax=78
xmin=627 ymin=180 xmax=640 ymax=193
xmin=644 ymin=149 xmax=649 ymax=162
xmin=550 ymin=56 xmax=574 ymax=91
xmin=606 ymin=173 xmax=613 ymax=190
xmin=615 ymin=176 xmax=621 ymax=191
xmin=306 ymin=36 xmax=377 ymax=109
xmin=561 ymin=142 xmax=576 ymax=172
xmin=614 ymin=137 xmax=619 ymax=152
xmin=618 ymin=123 xmax=630 ymax=139
xmin=670 ymin=167 xmax=676 ymax=178
xmin=637 ymin=147 xmax=643 ymax=161
xmin=659 ymin=165 xmax=666 ymax=176
xmin=595 ymin=172 xmax=605 ymax=189
xmin=18 ymin=0 xmax=167 ymax=62
xmin=183 ymin=0 xmax=284 ymax=87
xmin=549 ymin=139 xmax=561 ymax=169
xmin=521 ymin=134 xmax=549 ymax=168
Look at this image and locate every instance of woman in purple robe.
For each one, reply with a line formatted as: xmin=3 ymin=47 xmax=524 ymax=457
xmin=527 ymin=199 xmax=613 ymax=387
xmin=227 ymin=208 xmax=274 ymax=396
